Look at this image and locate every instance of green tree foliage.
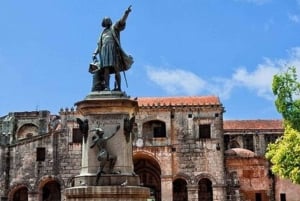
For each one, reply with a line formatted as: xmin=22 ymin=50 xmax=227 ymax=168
xmin=266 ymin=66 xmax=300 ymax=183
xmin=272 ymin=66 xmax=300 ymax=130
xmin=266 ymin=124 xmax=300 ymax=183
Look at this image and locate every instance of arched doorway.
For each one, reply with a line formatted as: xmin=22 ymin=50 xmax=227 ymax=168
xmin=12 ymin=187 xmax=28 ymax=201
xmin=42 ymin=181 xmax=61 ymax=201
xmin=173 ymin=178 xmax=187 ymax=201
xmin=134 ymin=156 xmax=161 ymax=201
xmin=198 ymin=178 xmax=213 ymax=201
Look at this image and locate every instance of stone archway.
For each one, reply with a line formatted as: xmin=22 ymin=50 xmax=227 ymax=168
xmin=173 ymin=178 xmax=187 ymax=201
xmin=11 ymin=187 xmax=28 ymax=201
xmin=133 ymin=154 xmax=161 ymax=201
xmin=17 ymin=123 xmax=38 ymax=140
xmin=42 ymin=181 xmax=61 ymax=201
xmin=35 ymin=175 xmax=64 ymax=201
xmin=198 ymin=178 xmax=213 ymax=201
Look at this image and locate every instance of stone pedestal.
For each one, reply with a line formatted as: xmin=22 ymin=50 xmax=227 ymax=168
xmin=65 ymin=186 xmax=150 ymax=201
xmin=74 ymin=174 xmax=140 ymax=186
xmin=65 ymin=91 xmax=150 ymax=200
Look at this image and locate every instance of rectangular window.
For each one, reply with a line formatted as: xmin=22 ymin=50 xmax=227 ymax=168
xmin=280 ymin=193 xmax=286 ymax=201
xmin=153 ymin=126 xmax=166 ymax=138
xmin=72 ymin=128 xmax=83 ymax=143
xmin=265 ymin=135 xmax=279 ymax=145
xmin=199 ymin=124 xmax=211 ymax=139
xmin=36 ymin=147 xmax=46 ymax=161
xmin=255 ymin=193 xmax=262 ymax=201
xmin=243 ymin=135 xmax=254 ymax=151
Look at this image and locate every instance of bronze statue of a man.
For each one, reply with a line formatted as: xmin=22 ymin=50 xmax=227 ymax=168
xmin=91 ymin=6 xmax=133 ymax=92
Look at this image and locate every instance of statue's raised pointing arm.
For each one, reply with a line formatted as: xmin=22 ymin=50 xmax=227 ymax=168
xmin=120 ymin=5 xmax=132 ymax=25
xmin=90 ymin=5 xmax=133 ymax=92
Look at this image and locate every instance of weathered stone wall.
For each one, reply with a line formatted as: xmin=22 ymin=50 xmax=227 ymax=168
xmin=135 ymin=103 xmax=226 ymax=200
xmin=0 ymin=145 xmax=7 ymax=198
xmin=2 ymin=103 xmax=300 ymax=201
xmin=9 ymin=134 xmax=53 ymax=187
xmin=0 ymin=110 xmax=82 ymax=200
xmin=6 ymin=130 xmax=82 ymax=200
xmin=225 ymin=156 xmax=273 ymax=201
xmin=275 ymin=178 xmax=300 ymax=201
xmin=56 ymin=110 xmax=82 ymax=187
xmin=172 ymin=109 xmax=224 ymax=181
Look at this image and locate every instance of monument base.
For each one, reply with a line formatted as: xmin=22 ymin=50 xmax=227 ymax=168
xmin=85 ymin=90 xmax=129 ymax=99
xmin=74 ymin=174 xmax=140 ymax=186
xmin=69 ymin=92 xmax=150 ymax=200
xmin=64 ymin=186 xmax=150 ymax=201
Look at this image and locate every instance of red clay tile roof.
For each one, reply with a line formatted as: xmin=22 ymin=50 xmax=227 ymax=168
xmin=224 ymin=120 xmax=283 ymax=130
xmin=137 ymin=96 xmax=221 ymax=107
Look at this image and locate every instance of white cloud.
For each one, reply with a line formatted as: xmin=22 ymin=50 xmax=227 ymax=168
xmin=232 ymin=47 xmax=300 ymax=99
xmin=146 ymin=47 xmax=300 ymax=101
xmin=146 ymin=65 xmax=237 ymax=99
xmin=205 ymin=78 xmax=235 ymax=100
xmin=146 ymin=66 xmax=206 ymax=95
xmin=232 ymin=64 xmax=279 ymax=100
xmin=286 ymin=47 xmax=300 ymax=70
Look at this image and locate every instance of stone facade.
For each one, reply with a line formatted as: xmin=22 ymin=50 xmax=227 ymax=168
xmin=133 ymin=96 xmax=226 ymax=201
xmin=223 ymin=120 xmax=300 ymax=201
xmin=225 ymin=153 xmax=273 ymax=201
xmin=0 ymin=96 xmax=300 ymax=201
xmin=0 ymin=110 xmax=82 ymax=201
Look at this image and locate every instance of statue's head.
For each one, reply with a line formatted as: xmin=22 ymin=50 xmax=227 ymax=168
xmin=102 ymin=17 xmax=112 ymax=28
xmin=95 ymin=127 xmax=104 ymax=136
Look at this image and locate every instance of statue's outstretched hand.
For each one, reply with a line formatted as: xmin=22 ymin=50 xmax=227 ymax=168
xmin=125 ymin=5 xmax=132 ymax=14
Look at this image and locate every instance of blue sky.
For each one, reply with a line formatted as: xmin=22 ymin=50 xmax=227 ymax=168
xmin=1 ymin=0 xmax=300 ymax=119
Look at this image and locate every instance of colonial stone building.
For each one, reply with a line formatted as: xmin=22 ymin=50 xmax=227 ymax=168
xmin=223 ymin=120 xmax=300 ymax=201
xmin=0 ymin=96 xmax=300 ymax=201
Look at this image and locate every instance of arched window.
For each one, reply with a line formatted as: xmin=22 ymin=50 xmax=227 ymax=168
xmin=198 ymin=178 xmax=213 ymax=201
xmin=173 ymin=179 xmax=187 ymax=201
xmin=12 ymin=187 xmax=28 ymax=201
xmin=17 ymin=124 xmax=38 ymax=140
xmin=42 ymin=181 xmax=61 ymax=201
xmin=143 ymin=120 xmax=166 ymax=138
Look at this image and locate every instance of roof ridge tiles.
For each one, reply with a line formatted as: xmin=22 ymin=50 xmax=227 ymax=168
xmin=137 ymin=96 xmax=220 ymax=107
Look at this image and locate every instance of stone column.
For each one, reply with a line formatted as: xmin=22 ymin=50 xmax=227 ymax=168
xmin=161 ymin=176 xmax=173 ymax=201
xmin=213 ymin=184 xmax=226 ymax=201
xmin=28 ymin=191 xmax=38 ymax=201
xmin=187 ymin=184 xmax=198 ymax=201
